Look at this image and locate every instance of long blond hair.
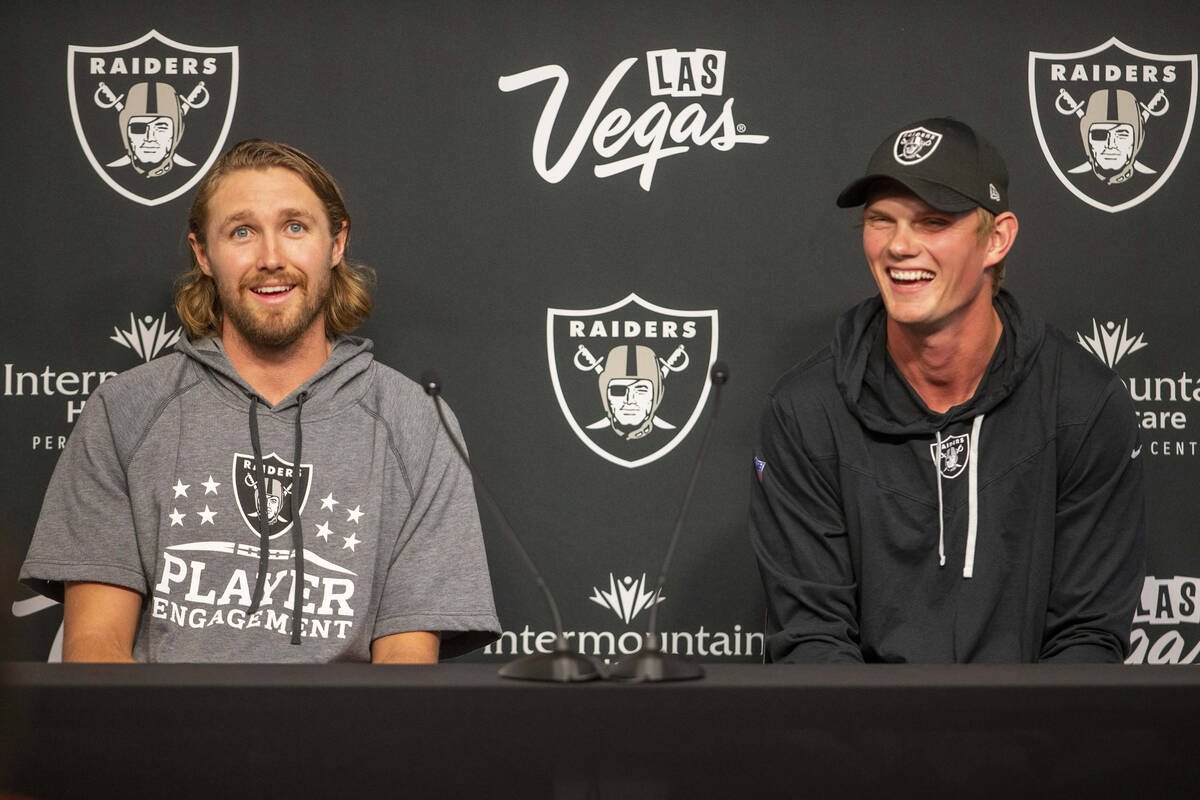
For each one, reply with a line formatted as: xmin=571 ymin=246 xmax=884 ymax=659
xmin=174 ymin=139 xmax=375 ymax=339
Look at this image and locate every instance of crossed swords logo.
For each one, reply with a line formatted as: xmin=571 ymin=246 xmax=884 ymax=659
xmin=93 ymin=79 xmax=210 ymax=169
xmin=1055 ymin=87 xmax=1169 ymax=178
xmin=573 ymin=342 xmax=689 ymax=431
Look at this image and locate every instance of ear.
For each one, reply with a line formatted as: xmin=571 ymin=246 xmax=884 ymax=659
xmin=188 ymin=233 xmax=212 ymax=277
xmin=330 ymin=220 xmax=348 ymax=266
xmin=985 ymin=211 xmax=1019 ymax=267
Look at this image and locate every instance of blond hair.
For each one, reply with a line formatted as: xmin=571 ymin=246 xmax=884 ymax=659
xmin=174 ymin=139 xmax=374 ymax=339
xmin=976 ymin=208 xmax=1005 ymax=295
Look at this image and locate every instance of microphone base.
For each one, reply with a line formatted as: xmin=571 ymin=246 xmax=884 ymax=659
xmin=608 ymin=648 xmax=705 ymax=682
xmin=498 ymin=650 xmax=603 ymax=683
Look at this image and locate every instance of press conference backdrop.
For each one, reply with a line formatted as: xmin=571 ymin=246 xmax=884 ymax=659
xmin=2 ymin=0 xmax=1197 ymax=665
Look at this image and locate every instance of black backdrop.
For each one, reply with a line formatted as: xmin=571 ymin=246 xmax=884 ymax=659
xmin=3 ymin=0 xmax=1198 ymax=665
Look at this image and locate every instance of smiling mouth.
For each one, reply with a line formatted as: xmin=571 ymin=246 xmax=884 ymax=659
xmin=887 ymin=268 xmax=934 ymax=285
xmin=250 ymin=284 xmax=297 ymax=299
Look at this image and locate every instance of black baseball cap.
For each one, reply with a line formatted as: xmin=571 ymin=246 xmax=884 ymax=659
xmin=836 ymin=117 xmax=1009 ymax=214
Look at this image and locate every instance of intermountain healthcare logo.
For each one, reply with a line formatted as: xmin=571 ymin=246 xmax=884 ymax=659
xmin=69 ymin=30 xmax=238 ymax=205
xmin=1077 ymin=318 xmax=1147 ymax=368
xmin=484 ymin=574 xmax=761 ymax=664
xmin=1078 ymin=316 xmax=1200 ymax=454
xmin=4 ymin=312 xmax=181 ymax=436
xmin=547 ymin=293 xmax=718 ymax=468
xmin=499 ymin=48 xmax=768 ymax=190
xmin=590 ymin=573 xmax=664 ymax=624
xmin=111 ymin=312 xmax=182 ymax=362
xmin=1029 ymin=38 xmax=1196 ymax=212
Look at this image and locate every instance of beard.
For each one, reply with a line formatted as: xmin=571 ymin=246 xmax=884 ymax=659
xmin=218 ymin=269 xmax=331 ymax=349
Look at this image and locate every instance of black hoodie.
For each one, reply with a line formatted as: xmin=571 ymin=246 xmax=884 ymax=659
xmin=749 ymin=291 xmax=1146 ymax=662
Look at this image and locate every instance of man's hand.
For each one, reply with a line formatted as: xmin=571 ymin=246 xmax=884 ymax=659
xmin=63 ymin=582 xmax=142 ymax=662
xmin=371 ymin=631 xmax=440 ymax=663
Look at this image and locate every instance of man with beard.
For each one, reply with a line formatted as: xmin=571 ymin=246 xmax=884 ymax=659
xmin=21 ymin=140 xmax=500 ymax=663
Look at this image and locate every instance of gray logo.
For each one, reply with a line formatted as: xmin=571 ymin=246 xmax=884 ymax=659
xmin=68 ymin=30 xmax=239 ymax=206
xmin=547 ymin=293 xmax=718 ymax=468
xmin=1029 ymin=37 xmax=1196 ymax=212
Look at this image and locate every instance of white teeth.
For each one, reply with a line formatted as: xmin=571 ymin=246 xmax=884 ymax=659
xmin=253 ymin=285 xmax=293 ymax=294
xmin=888 ymin=269 xmax=934 ymax=281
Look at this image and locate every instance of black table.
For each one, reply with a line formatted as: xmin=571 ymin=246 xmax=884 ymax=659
xmin=3 ymin=663 xmax=1198 ymax=797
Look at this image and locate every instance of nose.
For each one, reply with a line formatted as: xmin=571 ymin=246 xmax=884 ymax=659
xmin=886 ymin=222 xmax=919 ymax=259
xmin=256 ymin=231 xmax=286 ymax=270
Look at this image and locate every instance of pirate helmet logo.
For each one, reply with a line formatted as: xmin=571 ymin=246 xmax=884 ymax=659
xmin=930 ymin=434 xmax=970 ymax=480
xmin=232 ymin=453 xmax=313 ymax=540
xmin=893 ymin=126 xmax=943 ymax=165
xmin=1029 ymin=37 xmax=1196 ymax=212
xmin=68 ymin=30 xmax=239 ymax=206
xmin=548 ymin=293 xmax=718 ymax=468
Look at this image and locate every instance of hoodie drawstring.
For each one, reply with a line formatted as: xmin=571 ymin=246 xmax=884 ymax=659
xmin=933 ymin=414 xmax=985 ymax=578
xmin=934 ymin=430 xmax=946 ymax=568
xmin=245 ymin=392 xmax=310 ymax=645
xmin=247 ymin=397 xmax=271 ymax=615
xmin=962 ymin=414 xmax=984 ymax=579
xmin=288 ymin=392 xmax=308 ymax=644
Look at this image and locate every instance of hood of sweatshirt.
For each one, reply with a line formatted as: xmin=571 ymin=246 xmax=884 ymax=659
xmin=831 ymin=289 xmax=1046 ymax=436
xmin=830 ymin=289 xmax=1046 ymax=578
xmin=173 ymin=334 xmax=376 ymax=644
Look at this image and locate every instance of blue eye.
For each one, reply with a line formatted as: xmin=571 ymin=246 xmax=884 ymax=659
xmin=232 ymin=226 xmax=249 ymax=239
xmin=287 ymin=222 xmax=305 ymax=234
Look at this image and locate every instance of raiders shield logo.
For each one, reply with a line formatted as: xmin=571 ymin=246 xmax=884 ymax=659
xmin=1029 ymin=37 xmax=1196 ymax=213
xmin=893 ymin=127 xmax=943 ymax=165
xmin=68 ymin=30 xmax=239 ymax=206
xmin=232 ymin=453 xmax=313 ymax=540
xmin=930 ymin=434 xmax=970 ymax=480
xmin=547 ymin=293 xmax=718 ymax=468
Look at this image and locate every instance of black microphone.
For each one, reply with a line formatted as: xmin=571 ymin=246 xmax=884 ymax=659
xmin=421 ymin=370 xmax=601 ymax=682
xmin=607 ymin=360 xmax=729 ymax=682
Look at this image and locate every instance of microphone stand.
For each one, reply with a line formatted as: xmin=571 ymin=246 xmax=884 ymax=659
xmin=422 ymin=373 xmax=601 ymax=682
xmin=607 ymin=362 xmax=728 ymax=682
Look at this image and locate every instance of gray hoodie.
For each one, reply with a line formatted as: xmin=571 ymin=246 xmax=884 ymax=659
xmin=22 ymin=335 xmax=500 ymax=662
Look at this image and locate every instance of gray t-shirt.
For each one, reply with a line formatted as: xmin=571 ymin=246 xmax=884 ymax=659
xmin=21 ymin=335 xmax=500 ymax=662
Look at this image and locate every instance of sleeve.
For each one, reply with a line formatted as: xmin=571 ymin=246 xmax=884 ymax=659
xmin=19 ymin=393 xmax=149 ymax=602
xmin=747 ymin=393 xmax=862 ymax=663
xmin=1042 ymin=376 xmax=1147 ymax=663
xmin=373 ymin=402 xmax=500 ymax=659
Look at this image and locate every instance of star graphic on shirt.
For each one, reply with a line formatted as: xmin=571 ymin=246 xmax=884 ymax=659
xmin=172 ymin=479 xmax=190 ymax=498
xmin=320 ymin=492 xmax=339 ymax=511
xmin=346 ymin=505 xmax=364 ymax=524
xmin=343 ymin=532 xmax=361 ymax=552
xmin=169 ymin=508 xmax=186 ymax=526
xmin=201 ymin=476 xmax=221 ymax=495
xmin=316 ymin=521 xmax=334 ymax=542
xmin=198 ymin=506 xmax=217 ymax=525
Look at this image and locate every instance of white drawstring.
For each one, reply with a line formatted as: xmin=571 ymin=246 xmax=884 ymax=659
xmin=934 ymin=430 xmax=946 ymax=567
xmin=933 ymin=415 xmax=984 ymax=576
xmin=963 ymin=414 xmax=984 ymax=578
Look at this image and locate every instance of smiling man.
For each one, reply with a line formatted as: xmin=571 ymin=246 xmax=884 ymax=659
xmin=749 ymin=118 xmax=1146 ymax=663
xmin=21 ymin=139 xmax=499 ymax=663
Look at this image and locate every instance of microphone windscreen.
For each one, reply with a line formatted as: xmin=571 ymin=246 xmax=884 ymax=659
xmin=710 ymin=361 xmax=730 ymax=385
xmin=419 ymin=370 xmax=441 ymax=396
